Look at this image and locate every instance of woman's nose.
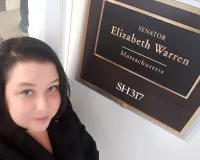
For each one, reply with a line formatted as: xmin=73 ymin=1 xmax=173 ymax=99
xmin=36 ymin=96 xmax=49 ymax=111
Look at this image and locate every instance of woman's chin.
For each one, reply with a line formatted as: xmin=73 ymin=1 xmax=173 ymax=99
xmin=29 ymin=120 xmax=51 ymax=132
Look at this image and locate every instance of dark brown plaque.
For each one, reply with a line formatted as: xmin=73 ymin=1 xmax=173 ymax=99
xmin=78 ymin=0 xmax=200 ymax=136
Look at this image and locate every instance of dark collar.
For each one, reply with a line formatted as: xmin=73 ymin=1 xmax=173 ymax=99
xmin=17 ymin=121 xmax=59 ymax=160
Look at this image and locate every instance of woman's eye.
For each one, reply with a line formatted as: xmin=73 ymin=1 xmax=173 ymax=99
xmin=21 ymin=90 xmax=33 ymax=96
xmin=48 ymin=85 xmax=58 ymax=92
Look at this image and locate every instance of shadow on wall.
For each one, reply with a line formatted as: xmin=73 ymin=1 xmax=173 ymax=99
xmin=0 ymin=0 xmax=6 ymax=12
xmin=0 ymin=35 xmax=3 ymax=44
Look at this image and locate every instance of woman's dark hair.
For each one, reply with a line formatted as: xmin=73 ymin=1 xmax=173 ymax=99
xmin=0 ymin=37 xmax=70 ymax=140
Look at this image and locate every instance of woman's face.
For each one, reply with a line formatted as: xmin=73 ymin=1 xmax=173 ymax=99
xmin=5 ymin=61 xmax=61 ymax=132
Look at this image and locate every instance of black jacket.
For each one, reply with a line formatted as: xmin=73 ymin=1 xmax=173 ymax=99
xmin=0 ymin=101 xmax=99 ymax=160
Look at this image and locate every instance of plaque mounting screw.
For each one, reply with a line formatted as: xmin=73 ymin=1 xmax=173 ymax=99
xmin=121 ymin=103 xmax=127 ymax=109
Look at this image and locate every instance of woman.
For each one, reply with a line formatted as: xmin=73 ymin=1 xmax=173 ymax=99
xmin=0 ymin=37 xmax=99 ymax=160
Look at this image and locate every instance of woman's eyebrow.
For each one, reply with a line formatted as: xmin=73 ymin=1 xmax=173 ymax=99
xmin=18 ymin=82 xmax=35 ymax=87
xmin=17 ymin=78 xmax=59 ymax=87
xmin=49 ymin=78 xmax=59 ymax=85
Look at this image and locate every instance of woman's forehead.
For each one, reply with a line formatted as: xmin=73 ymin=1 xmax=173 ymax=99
xmin=6 ymin=61 xmax=59 ymax=86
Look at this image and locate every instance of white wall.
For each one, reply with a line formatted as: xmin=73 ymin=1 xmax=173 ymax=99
xmin=65 ymin=0 xmax=87 ymax=78
xmin=6 ymin=0 xmax=20 ymax=11
xmin=175 ymin=0 xmax=200 ymax=7
xmin=65 ymin=0 xmax=200 ymax=160
xmin=28 ymin=0 xmax=65 ymax=61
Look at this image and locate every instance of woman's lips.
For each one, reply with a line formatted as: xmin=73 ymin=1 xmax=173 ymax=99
xmin=34 ymin=116 xmax=49 ymax=123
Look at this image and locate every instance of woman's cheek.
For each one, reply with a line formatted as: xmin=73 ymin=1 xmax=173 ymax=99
xmin=48 ymin=93 xmax=61 ymax=110
xmin=18 ymin=97 xmax=36 ymax=111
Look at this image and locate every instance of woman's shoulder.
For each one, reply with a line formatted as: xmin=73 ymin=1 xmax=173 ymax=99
xmin=55 ymin=100 xmax=99 ymax=160
xmin=0 ymin=141 xmax=27 ymax=160
xmin=56 ymin=99 xmax=79 ymax=126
